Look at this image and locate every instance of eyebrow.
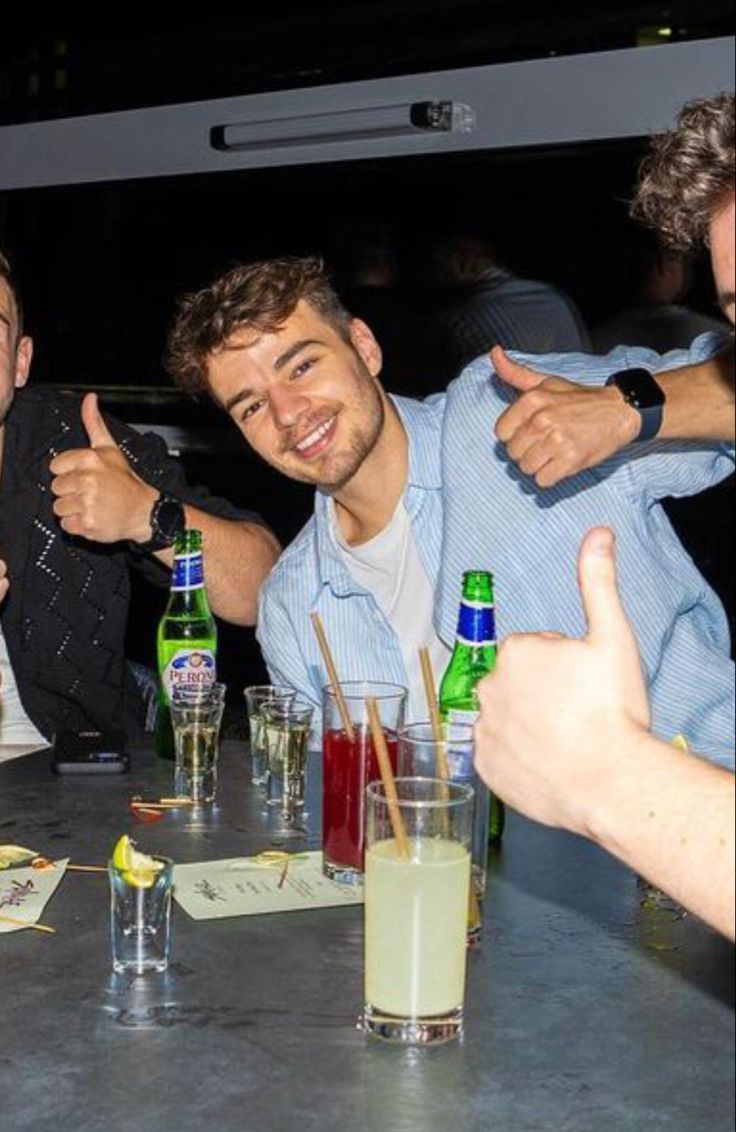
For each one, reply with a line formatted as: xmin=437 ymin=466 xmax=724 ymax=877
xmin=222 ymin=338 xmax=326 ymax=414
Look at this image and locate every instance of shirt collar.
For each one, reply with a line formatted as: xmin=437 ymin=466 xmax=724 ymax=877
xmin=311 ymin=392 xmax=444 ymax=597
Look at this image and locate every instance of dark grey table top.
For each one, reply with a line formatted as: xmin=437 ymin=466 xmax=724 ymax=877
xmin=0 ymin=742 xmax=733 ymax=1132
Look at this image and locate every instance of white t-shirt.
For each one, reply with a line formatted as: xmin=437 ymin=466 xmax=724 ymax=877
xmin=330 ymin=499 xmax=451 ymax=723
xmin=0 ymin=623 xmax=46 ymax=754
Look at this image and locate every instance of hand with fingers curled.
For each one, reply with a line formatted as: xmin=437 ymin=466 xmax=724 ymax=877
xmin=491 ymin=346 xmax=641 ymax=488
xmin=473 ymin=526 xmax=651 ymax=835
xmin=49 ymin=393 xmax=158 ymax=545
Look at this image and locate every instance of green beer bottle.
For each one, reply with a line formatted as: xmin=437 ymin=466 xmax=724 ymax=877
xmin=155 ymin=529 xmax=217 ymax=760
xmin=439 ymin=570 xmax=505 ymax=845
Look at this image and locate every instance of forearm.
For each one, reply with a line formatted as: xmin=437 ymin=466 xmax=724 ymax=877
xmin=585 ymin=733 xmax=735 ymax=940
xmin=655 ymin=345 xmax=735 ymax=441
xmin=155 ymin=509 xmax=280 ymax=625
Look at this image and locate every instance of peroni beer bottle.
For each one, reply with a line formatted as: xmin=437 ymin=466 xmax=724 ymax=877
xmin=155 ymin=529 xmax=217 ymax=760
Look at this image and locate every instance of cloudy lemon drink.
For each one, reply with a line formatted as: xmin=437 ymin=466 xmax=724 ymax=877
xmin=364 ymin=778 xmax=473 ymax=1044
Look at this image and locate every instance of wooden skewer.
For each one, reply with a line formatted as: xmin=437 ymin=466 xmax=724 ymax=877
xmin=419 ymin=648 xmax=450 ymax=780
xmin=366 ymin=697 xmax=410 ymax=859
xmin=131 ymin=797 xmax=194 ymax=810
xmin=0 ymin=913 xmax=56 ymax=934
xmin=309 ymin=612 xmax=355 ymax=741
xmin=68 ymin=865 xmax=107 ymax=874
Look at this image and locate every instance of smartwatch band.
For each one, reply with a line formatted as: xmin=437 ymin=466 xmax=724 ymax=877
xmin=136 ymin=492 xmax=186 ymax=553
xmin=605 ymin=367 xmax=665 ymax=443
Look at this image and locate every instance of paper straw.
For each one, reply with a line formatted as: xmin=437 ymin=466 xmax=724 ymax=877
xmin=418 ymin=650 xmax=480 ymax=932
xmin=309 ymin=612 xmax=355 ymax=741
xmin=418 ymin=648 xmax=450 ymax=780
xmin=366 ymin=697 xmax=410 ymax=859
xmin=0 ymin=914 xmax=55 ymax=934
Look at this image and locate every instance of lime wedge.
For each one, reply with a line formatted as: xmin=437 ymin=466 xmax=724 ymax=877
xmin=111 ymin=835 xmax=164 ymax=889
xmin=0 ymin=845 xmax=38 ymax=870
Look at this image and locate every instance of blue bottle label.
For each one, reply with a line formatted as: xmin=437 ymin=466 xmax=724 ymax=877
xmin=456 ymin=600 xmax=496 ymax=647
xmin=171 ymin=552 xmax=204 ymax=591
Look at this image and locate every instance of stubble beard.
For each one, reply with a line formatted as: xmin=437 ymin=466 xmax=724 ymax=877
xmin=280 ymin=377 xmax=386 ymax=493
xmin=0 ymin=385 xmax=15 ymax=430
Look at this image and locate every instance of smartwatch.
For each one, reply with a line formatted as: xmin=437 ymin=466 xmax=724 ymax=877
xmin=137 ymin=492 xmax=186 ymax=553
xmin=605 ymin=367 xmax=665 ymax=443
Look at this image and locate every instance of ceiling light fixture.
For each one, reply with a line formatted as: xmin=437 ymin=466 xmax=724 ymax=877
xmin=211 ymin=100 xmax=476 ymax=152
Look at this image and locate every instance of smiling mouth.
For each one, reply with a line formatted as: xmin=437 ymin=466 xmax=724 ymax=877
xmin=291 ymin=415 xmax=337 ymax=459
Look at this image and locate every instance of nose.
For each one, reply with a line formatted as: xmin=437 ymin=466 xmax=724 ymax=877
xmin=269 ymin=383 xmax=310 ymax=429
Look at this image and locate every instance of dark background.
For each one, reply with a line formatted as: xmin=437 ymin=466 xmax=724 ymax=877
xmin=0 ymin=6 xmax=733 ymax=692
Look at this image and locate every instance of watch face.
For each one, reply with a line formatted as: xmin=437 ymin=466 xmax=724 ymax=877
xmin=155 ymin=499 xmax=185 ymax=542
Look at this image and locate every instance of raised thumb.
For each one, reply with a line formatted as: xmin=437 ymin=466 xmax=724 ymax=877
xmin=490 ymin=345 xmax=545 ymax=393
xmin=81 ymin=392 xmax=116 ymax=449
xmin=577 ymin=527 xmax=634 ymax=644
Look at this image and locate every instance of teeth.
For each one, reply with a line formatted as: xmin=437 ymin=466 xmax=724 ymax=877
xmin=296 ymin=418 xmax=333 ymax=452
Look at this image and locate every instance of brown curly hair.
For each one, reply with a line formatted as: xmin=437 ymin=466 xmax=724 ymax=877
xmin=632 ymin=92 xmax=735 ymax=252
xmin=166 ymin=256 xmax=352 ymax=396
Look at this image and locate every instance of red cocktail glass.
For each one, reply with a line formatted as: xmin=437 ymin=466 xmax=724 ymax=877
xmin=322 ymin=681 xmax=407 ymax=884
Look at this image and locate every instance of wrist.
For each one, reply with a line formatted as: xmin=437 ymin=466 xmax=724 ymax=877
xmin=580 ymin=726 xmax=660 ymax=847
xmin=605 ymin=368 xmax=666 ymax=443
xmin=601 ymin=384 xmax=642 ymax=447
xmin=127 ymin=484 xmax=160 ymax=545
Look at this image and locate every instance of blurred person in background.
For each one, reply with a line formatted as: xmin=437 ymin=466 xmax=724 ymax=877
xmin=592 ymin=224 xmax=726 ymax=355
xmin=427 ymin=228 xmax=589 ymax=374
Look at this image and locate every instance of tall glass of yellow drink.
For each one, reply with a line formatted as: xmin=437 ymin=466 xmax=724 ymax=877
xmin=364 ymin=777 xmax=473 ymax=1044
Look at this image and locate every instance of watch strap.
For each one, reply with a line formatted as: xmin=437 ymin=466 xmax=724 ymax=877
xmin=605 ymin=367 xmax=665 ymax=443
xmin=136 ymin=492 xmax=186 ymax=553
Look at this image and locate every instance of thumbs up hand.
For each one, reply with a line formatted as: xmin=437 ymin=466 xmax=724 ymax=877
xmin=491 ymin=346 xmax=641 ymax=488
xmin=49 ymin=393 xmax=158 ymax=544
xmin=474 ymin=528 xmax=651 ymax=835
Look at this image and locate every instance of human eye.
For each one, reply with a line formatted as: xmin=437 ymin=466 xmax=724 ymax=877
xmin=240 ymin=398 xmax=265 ymax=423
xmin=292 ymin=356 xmax=318 ymax=379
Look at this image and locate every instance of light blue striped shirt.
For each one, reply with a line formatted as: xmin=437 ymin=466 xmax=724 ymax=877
xmin=257 ymin=334 xmax=735 ymax=766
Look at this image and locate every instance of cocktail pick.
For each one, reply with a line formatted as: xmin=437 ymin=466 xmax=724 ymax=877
xmin=309 ymin=612 xmax=355 ymax=741
xmin=0 ymin=913 xmax=55 ymax=934
xmin=366 ymin=696 xmax=410 ymax=859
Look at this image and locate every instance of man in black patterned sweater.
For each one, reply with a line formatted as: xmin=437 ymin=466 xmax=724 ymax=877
xmin=0 ymin=250 xmax=279 ymax=752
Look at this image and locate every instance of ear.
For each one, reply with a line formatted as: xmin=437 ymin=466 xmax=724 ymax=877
xmin=14 ymin=336 xmax=33 ymax=389
xmin=349 ymin=318 xmax=383 ymax=378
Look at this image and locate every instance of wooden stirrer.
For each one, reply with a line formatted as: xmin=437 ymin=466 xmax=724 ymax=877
xmin=419 ymin=647 xmax=450 ymax=780
xmin=366 ymin=697 xmax=410 ymax=859
xmin=310 ymin=612 xmax=355 ymax=741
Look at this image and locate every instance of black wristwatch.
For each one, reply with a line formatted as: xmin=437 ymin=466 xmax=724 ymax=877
xmin=605 ymin=367 xmax=665 ymax=443
xmin=137 ymin=492 xmax=186 ymax=553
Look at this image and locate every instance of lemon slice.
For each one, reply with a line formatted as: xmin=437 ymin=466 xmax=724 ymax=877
xmin=671 ymin=734 xmax=690 ymax=752
xmin=0 ymin=845 xmax=38 ymax=870
xmin=111 ymin=835 xmax=165 ymax=889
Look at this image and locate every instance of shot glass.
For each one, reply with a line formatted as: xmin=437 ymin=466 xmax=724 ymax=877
xmin=322 ymin=681 xmax=407 ymax=885
xmin=109 ymin=857 xmax=173 ymax=975
xmin=262 ymin=697 xmax=315 ymax=814
xmin=170 ymin=682 xmax=226 ymax=803
xmin=364 ymin=777 xmax=473 ymax=1044
xmin=244 ymin=685 xmax=296 ymax=786
xmin=398 ymin=721 xmax=489 ymax=945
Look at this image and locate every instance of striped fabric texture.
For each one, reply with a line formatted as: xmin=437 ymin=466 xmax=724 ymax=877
xmin=258 ymin=334 xmax=735 ymax=765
